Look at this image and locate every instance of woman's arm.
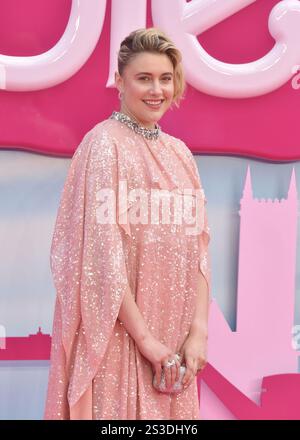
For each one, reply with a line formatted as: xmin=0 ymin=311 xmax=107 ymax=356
xmin=118 ymin=285 xmax=151 ymax=345
xmin=119 ymin=285 xmax=182 ymax=388
xmin=189 ymin=269 xmax=209 ymax=339
xmin=179 ymin=270 xmax=209 ymax=388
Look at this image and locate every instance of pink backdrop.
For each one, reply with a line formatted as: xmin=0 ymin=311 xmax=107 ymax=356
xmin=0 ymin=0 xmax=299 ymax=420
xmin=0 ymin=0 xmax=299 ymax=159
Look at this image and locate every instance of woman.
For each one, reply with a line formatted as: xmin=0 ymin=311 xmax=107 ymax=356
xmin=44 ymin=27 xmax=211 ymax=420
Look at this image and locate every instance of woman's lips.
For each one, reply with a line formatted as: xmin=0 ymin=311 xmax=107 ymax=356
xmin=143 ymin=99 xmax=164 ymax=109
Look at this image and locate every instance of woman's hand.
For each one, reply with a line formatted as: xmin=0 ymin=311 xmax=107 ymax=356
xmin=136 ymin=333 xmax=181 ymax=390
xmin=178 ymin=333 xmax=207 ymax=389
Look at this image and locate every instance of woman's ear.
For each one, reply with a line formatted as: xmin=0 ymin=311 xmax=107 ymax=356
xmin=114 ymin=71 xmax=122 ymax=92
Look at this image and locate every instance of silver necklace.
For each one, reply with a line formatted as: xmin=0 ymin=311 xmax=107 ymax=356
xmin=110 ymin=110 xmax=161 ymax=140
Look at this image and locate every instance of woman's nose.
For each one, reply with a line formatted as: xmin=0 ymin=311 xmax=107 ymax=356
xmin=149 ymin=80 xmax=162 ymax=94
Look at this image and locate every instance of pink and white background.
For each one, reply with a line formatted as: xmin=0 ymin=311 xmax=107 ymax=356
xmin=0 ymin=0 xmax=300 ymax=419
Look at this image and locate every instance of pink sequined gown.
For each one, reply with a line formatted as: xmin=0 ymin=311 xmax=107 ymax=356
xmin=44 ymin=114 xmax=211 ymax=420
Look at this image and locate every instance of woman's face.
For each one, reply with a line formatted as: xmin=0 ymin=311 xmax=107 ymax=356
xmin=115 ymin=52 xmax=175 ymax=129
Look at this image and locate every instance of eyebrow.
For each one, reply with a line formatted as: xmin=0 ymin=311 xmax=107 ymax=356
xmin=135 ymin=72 xmax=173 ymax=76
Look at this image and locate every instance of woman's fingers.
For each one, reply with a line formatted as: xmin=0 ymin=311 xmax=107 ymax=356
xmin=170 ymin=361 xmax=179 ymax=386
xmin=182 ymin=367 xmax=191 ymax=387
xmin=175 ymin=358 xmax=181 ymax=382
xmin=154 ymin=353 xmax=183 ymax=391
xmin=182 ymin=359 xmax=197 ymax=388
xmin=164 ymin=363 xmax=172 ymax=389
xmin=155 ymin=353 xmax=205 ymax=391
xmin=155 ymin=366 xmax=162 ymax=386
xmin=164 ymin=355 xmax=181 ymax=389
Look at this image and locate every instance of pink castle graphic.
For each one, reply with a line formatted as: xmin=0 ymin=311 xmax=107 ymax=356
xmin=198 ymin=165 xmax=300 ymax=419
xmin=0 ymin=326 xmax=51 ymax=360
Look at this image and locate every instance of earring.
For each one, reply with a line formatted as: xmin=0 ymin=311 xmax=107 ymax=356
xmin=118 ymin=91 xmax=123 ymax=100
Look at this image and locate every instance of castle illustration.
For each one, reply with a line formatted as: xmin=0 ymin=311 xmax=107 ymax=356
xmin=0 ymin=326 xmax=51 ymax=360
xmin=202 ymin=164 xmax=299 ymax=419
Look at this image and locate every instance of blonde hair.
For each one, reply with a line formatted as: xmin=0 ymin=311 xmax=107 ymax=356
xmin=117 ymin=27 xmax=186 ymax=108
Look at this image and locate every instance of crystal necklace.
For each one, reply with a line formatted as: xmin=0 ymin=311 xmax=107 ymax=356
xmin=110 ymin=110 xmax=161 ymax=140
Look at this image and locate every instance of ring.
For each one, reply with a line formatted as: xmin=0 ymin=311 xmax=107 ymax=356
xmin=164 ymin=358 xmax=176 ymax=368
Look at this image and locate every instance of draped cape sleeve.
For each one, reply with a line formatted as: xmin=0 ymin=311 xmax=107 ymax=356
xmin=44 ymin=125 xmax=131 ymax=419
xmin=179 ymin=140 xmax=212 ymax=304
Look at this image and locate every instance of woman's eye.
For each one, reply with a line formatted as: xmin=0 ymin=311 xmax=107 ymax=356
xmin=139 ymin=77 xmax=172 ymax=81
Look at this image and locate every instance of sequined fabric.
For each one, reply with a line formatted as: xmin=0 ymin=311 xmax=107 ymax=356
xmin=44 ymin=114 xmax=211 ymax=420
